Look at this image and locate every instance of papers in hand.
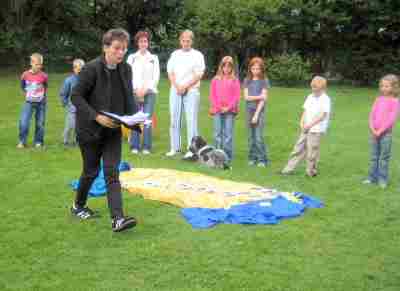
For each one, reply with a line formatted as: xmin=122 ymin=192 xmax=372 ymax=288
xmin=100 ymin=111 xmax=151 ymax=129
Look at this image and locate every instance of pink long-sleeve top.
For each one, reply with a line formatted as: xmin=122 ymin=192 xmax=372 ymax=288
xmin=209 ymin=77 xmax=241 ymax=114
xmin=369 ymin=96 xmax=400 ymax=133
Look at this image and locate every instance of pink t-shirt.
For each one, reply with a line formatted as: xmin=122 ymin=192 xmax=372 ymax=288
xmin=209 ymin=78 xmax=241 ymax=114
xmin=21 ymin=70 xmax=48 ymax=102
xmin=369 ymin=96 xmax=400 ymax=133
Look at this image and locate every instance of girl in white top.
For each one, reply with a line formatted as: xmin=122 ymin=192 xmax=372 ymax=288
xmin=166 ymin=30 xmax=206 ymax=158
xmin=126 ymin=31 xmax=160 ymax=154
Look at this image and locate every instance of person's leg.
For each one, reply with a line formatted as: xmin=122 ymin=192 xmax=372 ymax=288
xmin=169 ymin=88 xmax=182 ymax=152
xmin=306 ymin=132 xmax=322 ymax=176
xmin=183 ymin=89 xmax=200 ymax=149
xmin=102 ymin=129 xmax=124 ymax=218
xmin=367 ymin=134 xmax=380 ymax=183
xmin=75 ymin=140 xmax=102 ymax=208
xmin=130 ymin=102 xmax=143 ymax=150
xmin=143 ymin=93 xmax=156 ymax=151
xmin=224 ymin=113 xmax=235 ymax=161
xmin=282 ymin=132 xmax=307 ymax=173
xmin=18 ymin=102 xmax=33 ymax=145
xmin=254 ymin=110 xmax=267 ymax=164
xmin=213 ymin=113 xmax=223 ymax=150
xmin=63 ymin=111 xmax=75 ymax=144
xmin=34 ymin=102 xmax=47 ymax=145
xmin=378 ymin=132 xmax=392 ymax=186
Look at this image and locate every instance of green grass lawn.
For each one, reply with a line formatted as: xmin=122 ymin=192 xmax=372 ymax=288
xmin=1 ymin=70 xmax=399 ymax=291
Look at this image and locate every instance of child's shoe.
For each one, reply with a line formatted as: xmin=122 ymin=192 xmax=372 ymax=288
xmin=378 ymin=181 xmax=388 ymax=189
xmin=257 ymin=162 xmax=267 ymax=167
xmin=131 ymin=148 xmax=139 ymax=154
xmin=142 ymin=149 xmax=150 ymax=155
xmin=17 ymin=142 xmax=25 ymax=149
xmin=248 ymin=160 xmax=257 ymax=166
xmin=362 ymin=179 xmax=374 ymax=185
xmin=35 ymin=143 xmax=43 ymax=148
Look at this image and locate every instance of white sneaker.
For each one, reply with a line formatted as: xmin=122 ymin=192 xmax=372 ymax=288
xmin=183 ymin=151 xmax=194 ymax=159
xmin=131 ymin=149 xmax=139 ymax=154
xmin=35 ymin=143 xmax=42 ymax=148
xmin=165 ymin=150 xmax=177 ymax=157
xmin=17 ymin=142 xmax=25 ymax=149
xmin=142 ymin=150 xmax=150 ymax=155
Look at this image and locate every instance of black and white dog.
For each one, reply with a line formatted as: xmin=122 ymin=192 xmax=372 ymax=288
xmin=184 ymin=136 xmax=230 ymax=169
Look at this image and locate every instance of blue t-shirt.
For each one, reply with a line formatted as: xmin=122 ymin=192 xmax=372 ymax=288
xmin=59 ymin=74 xmax=79 ymax=113
xmin=243 ymin=78 xmax=270 ymax=110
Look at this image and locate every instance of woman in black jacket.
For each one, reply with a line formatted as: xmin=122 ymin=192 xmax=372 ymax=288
xmin=71 ymin=28 xmax=138 ymax=232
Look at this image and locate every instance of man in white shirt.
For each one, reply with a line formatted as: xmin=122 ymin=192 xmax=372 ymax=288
xmin=166 ymin=30 xmax=206 ymax=158
xmin=281 ymin=76 xmax=331 ymax=177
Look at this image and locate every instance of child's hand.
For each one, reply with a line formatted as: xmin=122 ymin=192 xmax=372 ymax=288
xmin=221 ymin=106 xmax=228 ymax=113
xmin=251 ymin=114 xmax=258 ymax=125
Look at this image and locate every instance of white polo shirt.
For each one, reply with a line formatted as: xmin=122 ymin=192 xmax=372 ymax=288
xmin=166 ymin=48 xmax=205 ymax=90
xmin=303 ymin=92 xmax=331 ymax=133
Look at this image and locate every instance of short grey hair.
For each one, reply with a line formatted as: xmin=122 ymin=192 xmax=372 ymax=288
xmin=73 ymin=58 xmax=85 ymax=67
xmin=102 ymin=28 xmax=130 ymax=46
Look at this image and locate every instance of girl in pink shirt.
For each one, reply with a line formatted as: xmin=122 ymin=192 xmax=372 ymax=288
xmin=363 ymin=74 xmax=400 ymax=188
xmin=209 ymin=56 xmax=241 ymax=162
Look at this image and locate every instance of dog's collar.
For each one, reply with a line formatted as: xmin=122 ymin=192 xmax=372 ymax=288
xmin=198 ymin=145 xmax=214 ymax=156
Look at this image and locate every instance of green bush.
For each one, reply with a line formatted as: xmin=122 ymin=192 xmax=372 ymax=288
xmin=266 ymin=53 xmax=312 ymax=86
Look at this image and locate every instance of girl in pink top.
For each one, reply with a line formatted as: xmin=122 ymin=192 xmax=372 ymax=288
xmin=209 ymin=56 xmax=241 ymax=162
xmin=363 ymin=74 xmax=400 ymax=188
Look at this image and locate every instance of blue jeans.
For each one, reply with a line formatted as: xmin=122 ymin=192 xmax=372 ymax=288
xmin=213 ymin=113 xmax=235 ymax=161
xmin=368 ymin=132 xmax=392 ymax=183
xmin=246 ymin=106 xmax=268 ymax=163
xmin=18 ymin=101 xmax=47 ymax=145
xmin=169 ymin=88 xmax=200 ymax=151
xmin=130 ymin=93 xmax=156 ymax=151
xmin=63 ymin=111 xmax=76 ymax=144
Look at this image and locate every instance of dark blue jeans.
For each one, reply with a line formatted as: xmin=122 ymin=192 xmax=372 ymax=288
xmin=246 ymin=106 xmax=268 ymax=163
xmin=130 ymin=93 xmax=156 ymax=151
xmin=213 ymin=113 xmax=235 ymax=161
xmin=368 ymin=132 xmax=392 ymax=183
xmin=18 ymin=101 xmax=47 ymax=145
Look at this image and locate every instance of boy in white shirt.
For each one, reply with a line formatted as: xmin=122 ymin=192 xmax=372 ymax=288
xmin=281 ymin=76 xmax=331 ymax=177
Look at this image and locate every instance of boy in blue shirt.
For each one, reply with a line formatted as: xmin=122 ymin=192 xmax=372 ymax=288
xmin=59 ymin=59 xmax=85 ymax=146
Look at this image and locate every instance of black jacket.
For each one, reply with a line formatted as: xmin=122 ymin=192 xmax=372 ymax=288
xmin=71 ymin=55 xmax=137 ymax=143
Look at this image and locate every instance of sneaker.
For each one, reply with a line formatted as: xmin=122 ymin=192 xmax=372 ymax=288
xmin=112 ymin=216 xmax=137 ymax=232
xmin=131 ymin=149 xmax=139 ymax=154
xmin=362 ymin=179 xmax=374 ymax=185
xmin=34 ymin=143 xmax=42 ymax=148
xmin=280 ymin=170 xmax=293 ymax=175
xmin=248 ymin=160 xmax=256 ymax=166
xmin=17 ymin=142 xmax=25 ymax=149
xmin=165 ymin=150 xmax=177 ymax=157
xmin=378 ymin=181 xmax=388 ymax=189
xmin=257 ymin=162 xmax=267 ymax=167
xmin=183 ymin=151 xmax=194 ymax=159
xmin=142 ymin=149 xmax=150 ymax=155
xmin=71 ymin=204 xmax=97 ymax=219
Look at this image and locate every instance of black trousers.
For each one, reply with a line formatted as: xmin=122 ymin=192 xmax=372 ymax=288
xmin=75 ymin=128 xmax=123 ymax=218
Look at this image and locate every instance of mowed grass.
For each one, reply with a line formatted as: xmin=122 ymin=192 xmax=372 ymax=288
xmin=0 ymin=70 xmax=399 ymax=291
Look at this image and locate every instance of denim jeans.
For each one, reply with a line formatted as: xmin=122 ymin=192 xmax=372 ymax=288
xmin=169 ymin=88 xmax=200 ymax=151
xmin=246 ymin=106 xmax=268 ymax=163
xmin=368 ymin=132 xmax=392 ymax=183
xmin=213 ymin=113 xmax=235 ymax=161
xmin=63 ymin=111 xmax=76 ymax=144
xmin=130 ymin=93 xmax=156 ymax=151
xmin=18 ymin=101 xmax=47 ymax=145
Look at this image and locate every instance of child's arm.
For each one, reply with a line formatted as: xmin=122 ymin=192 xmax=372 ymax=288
xmin=251 ymin=88 xmax=267 ymax=124
xmin=59 ymin=79 xmax=71 ymax=107
xmin=376 ymin=99 xmax=399 ymax=136
xmin=303 ymin=112 xmax=327 ymax=131
xmin=208 ymin=79 xmax=218 ymax=114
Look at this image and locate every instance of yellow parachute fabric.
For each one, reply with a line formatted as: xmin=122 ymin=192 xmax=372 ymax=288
xmin=120 ymin=168 xmax=299 ymax=209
